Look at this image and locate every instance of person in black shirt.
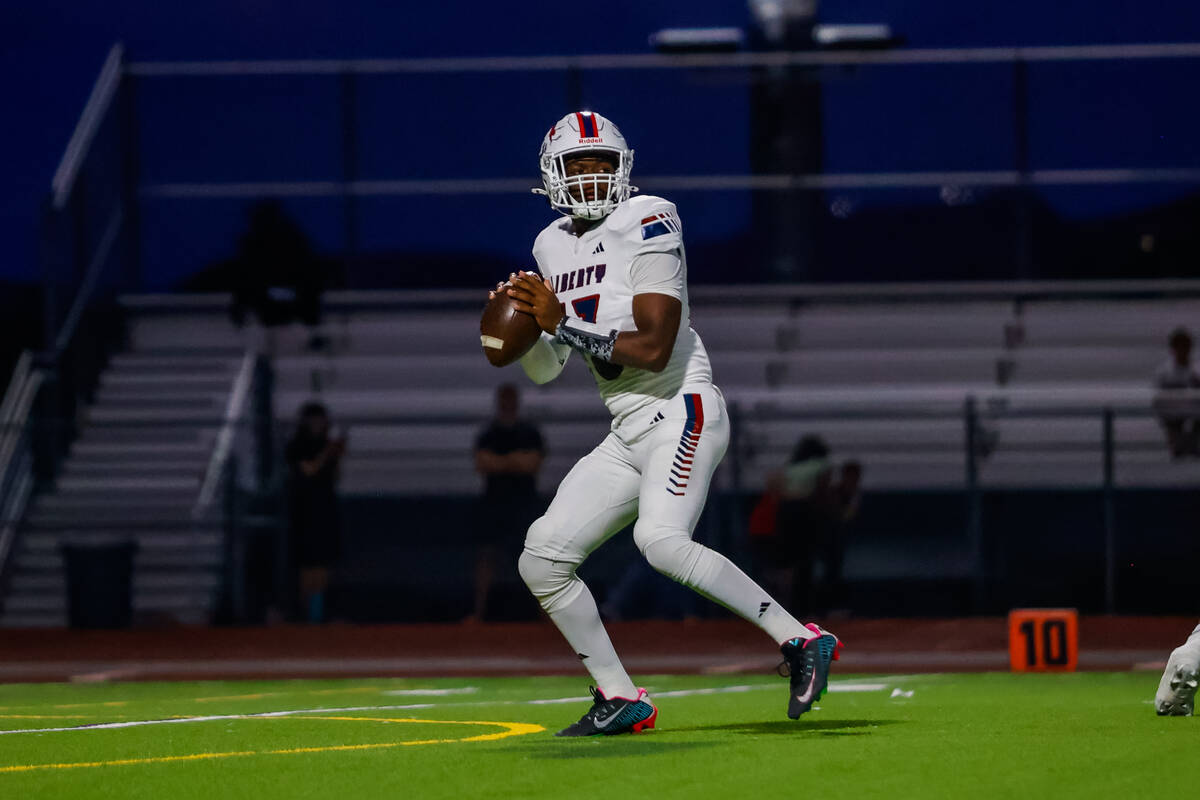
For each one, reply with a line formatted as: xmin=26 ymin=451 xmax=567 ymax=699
xmin=467 ymin=384 xmax=545 ymax=622
xmin=285 ymin=402 xmax=346 ymax=623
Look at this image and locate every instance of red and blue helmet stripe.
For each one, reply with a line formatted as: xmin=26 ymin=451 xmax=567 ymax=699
xmin=575 ymin=111 xmax=598 ymax=138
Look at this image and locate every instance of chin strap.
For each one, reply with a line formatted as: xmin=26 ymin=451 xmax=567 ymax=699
xmin=555 ymin=317 xmax=617 ymax=362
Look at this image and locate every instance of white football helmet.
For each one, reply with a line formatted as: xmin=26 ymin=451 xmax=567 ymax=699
xmin=533 ymin=111 xmax=636 ymax=220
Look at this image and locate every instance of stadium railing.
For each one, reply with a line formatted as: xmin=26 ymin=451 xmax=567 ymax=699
xmin=36 ymin=42 xmax=132 ymax=484
xmin=38 ymin=40 xmax=1200 ymax=305
xmin=0 ymin=353 xmax=44 ymax=608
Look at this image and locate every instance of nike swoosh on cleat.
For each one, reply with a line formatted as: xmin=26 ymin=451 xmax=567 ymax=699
xmin=592 ymin=709 xmax=623 ymax=729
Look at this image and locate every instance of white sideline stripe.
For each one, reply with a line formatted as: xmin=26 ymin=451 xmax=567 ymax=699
xmin=381 ymin=687 xmax=479 ymax=696
xmin=526 ymin=696 xmax=592 ymax=706
xmin=0 ymin=681 xmax=891 ymax=735
xmin=828 ymin=683 xmax=888 ymax=693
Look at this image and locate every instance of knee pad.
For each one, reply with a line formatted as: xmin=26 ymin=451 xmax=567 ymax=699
xmin=634 ymin=522 xmax=704 ymax=585
xmin=517 ymin=550 xmax=579 ymax=610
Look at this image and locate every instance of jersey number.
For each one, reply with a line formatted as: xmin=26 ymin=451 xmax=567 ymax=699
xmin=571 ymin=294 xmax=600 ymax=324
xmin=563 ymin=294 xmax=623 ymax=380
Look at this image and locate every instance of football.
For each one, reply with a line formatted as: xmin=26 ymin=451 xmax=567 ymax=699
xmin=480 ymin=287 xmax=542 ymax=367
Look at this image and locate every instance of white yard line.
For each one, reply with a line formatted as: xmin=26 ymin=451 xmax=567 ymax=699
xmin=0 ymin=680 xmax=893 ymax=736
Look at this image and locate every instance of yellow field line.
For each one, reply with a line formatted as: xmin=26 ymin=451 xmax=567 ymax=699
xmin=0 ymin=715 xmax=93 ymax=720
xmin=0 ymin=718 xmax=545 ymax=774
xmin=0 ymin=750 xmax=257 ymax=773
xmin=303 ymin=717 xmax=545 ymax=743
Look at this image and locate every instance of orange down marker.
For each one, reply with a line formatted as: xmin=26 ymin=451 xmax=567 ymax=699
xmin=1008 ymin=608 xmax=1078 ymax=672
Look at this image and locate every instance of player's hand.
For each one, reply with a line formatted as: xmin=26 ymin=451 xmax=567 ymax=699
xmin=487 ymin=278 xmax=511 ymax=301
xmin=508 ymin=270 xmax=564 ymax=334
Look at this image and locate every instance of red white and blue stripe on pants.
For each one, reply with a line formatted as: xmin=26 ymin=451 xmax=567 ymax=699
xmin=667 ymin=393 xmax=704 ymax=496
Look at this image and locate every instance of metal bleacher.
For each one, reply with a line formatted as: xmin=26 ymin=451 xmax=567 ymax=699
xmin=120 ymin=286 xmax=1200 ymax=496
xmin=5 ymin=283 xmax=1197 ymax=626
xmin=0 ymin=347 xmax=244 ymax=627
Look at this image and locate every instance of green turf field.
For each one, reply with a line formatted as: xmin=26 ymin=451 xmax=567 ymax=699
xmin=0 ymin=672 xmax=1193 ymax=799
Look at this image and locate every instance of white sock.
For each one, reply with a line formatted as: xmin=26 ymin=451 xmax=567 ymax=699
xmin=518 ymin=553 xmax=638 ymax=700
xmin=640 ymin=534 xmax=814 ymax=645
xmin=547 ymin=580 xmax=639 ymax=700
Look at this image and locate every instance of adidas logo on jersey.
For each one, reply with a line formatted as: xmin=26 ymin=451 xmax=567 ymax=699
xmin=591 ymin=242 xmax=605 ymax=255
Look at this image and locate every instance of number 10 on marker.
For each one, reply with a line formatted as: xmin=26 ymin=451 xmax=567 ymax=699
xmin=1008 ymin=609 xmax=1079 ymax=672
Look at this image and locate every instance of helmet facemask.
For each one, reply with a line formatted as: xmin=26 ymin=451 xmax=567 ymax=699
xmin=539 ymin=148 xmax=634 ymax=221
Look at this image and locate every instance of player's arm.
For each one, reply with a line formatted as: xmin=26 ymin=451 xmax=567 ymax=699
xmin=491 ymin=274 xmax=571 ymax=384
xmin=610 ymin=293 xmax=680 ymax=373
xmin=519 ymin=332 xmax=570 ymax=385
xmin=509 ymin=269 xmax=680 ymax=374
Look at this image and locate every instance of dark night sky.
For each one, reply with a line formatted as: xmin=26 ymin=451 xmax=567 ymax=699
xmin=4 ymin=1 xmax=1200 ymax=286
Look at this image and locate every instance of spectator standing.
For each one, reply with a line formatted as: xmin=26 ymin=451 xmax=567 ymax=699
xmin=752 ymin=436 xmax=862 ymax=616
xmin=285 ymin=402 xmax=346 ymax=623
xmin=821 ymin=460 xmax=863 ymax=614
xmin=1153 ymin=326 xmax=1200 ymax=458
xmin=467 ymin=384 xmax=545 ymax=622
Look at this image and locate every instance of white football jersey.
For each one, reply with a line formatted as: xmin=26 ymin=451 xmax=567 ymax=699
xmin=532 ymin=195 xmax=714 ymax=430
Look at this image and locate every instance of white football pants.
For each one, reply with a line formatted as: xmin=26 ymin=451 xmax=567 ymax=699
xmin=519 ymin=384 xmax=808 ymax=700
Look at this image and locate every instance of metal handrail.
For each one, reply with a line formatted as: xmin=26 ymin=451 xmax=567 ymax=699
xmin=125 ymin=41 xmax=1200 ymax=77
xmin=0 ymin=353 xmax=38 ymax=480
xmin=193 ymin=350 xmax=257 ymax=517
xmin=52 ymin=44 xmax=123 ymax=210
xmin=0 ymin=352 xmax=33 ymax=426
xmin=124 ymin=42 xmax=1200 ymax=199
xmin=0 ymin=353 xmax=45 ymax=581
xmin=52 ymin=204 xmax=123 ymax=355
xmin=115 ymin=278 xmax=1200 ymax=313
xmin=140 ymin=167 xmax=1200 ymax=199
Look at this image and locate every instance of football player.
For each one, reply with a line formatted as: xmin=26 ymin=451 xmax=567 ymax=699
xmin=497 ymin=111 xmax=840 ymax=736
xmin=1156 ymin=622 xmax=1200 ymax=716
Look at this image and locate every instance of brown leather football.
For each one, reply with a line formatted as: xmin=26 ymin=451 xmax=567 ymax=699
xmin=480 ymin=289 xmax=542 ymax=367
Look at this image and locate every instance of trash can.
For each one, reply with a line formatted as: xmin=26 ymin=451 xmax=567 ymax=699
xmin=61 ymin=541 xmax=138 ymax=629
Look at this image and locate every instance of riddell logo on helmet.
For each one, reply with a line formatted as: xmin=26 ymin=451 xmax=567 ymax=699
xmin=577 ymin=137 xmax=603 ymax=144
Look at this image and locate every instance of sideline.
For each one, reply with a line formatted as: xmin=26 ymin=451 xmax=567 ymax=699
xmin=0 ymin=681 xmax=893 ymax=736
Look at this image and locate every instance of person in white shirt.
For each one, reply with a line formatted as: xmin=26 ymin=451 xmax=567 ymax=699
xmin=1152 ymin=326 xmax=1200 ymax=458
xmin=495 ymin=111 xmax=840 ymax=737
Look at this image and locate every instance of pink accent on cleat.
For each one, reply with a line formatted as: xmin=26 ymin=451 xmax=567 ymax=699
xmin=805 ymin=622 xmax=844 ymax=660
